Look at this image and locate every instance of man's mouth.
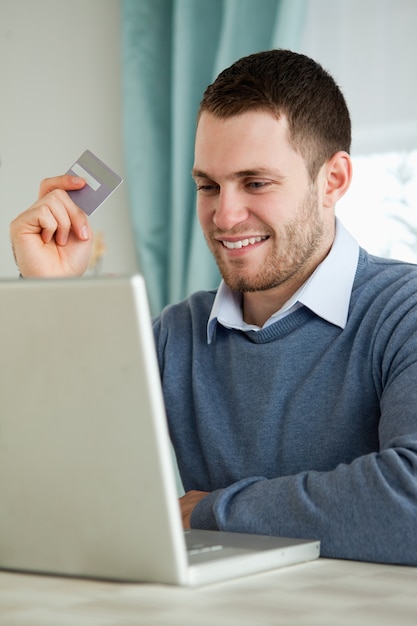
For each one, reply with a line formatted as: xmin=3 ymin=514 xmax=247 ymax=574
xmin=221 ymin=236 xmax=268 ymax=250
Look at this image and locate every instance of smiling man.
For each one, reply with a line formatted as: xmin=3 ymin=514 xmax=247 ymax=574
xmin=10 ymin=50 xmax=417 ymax=565
xmin=192 ymin=111 xmax=347 ymax=326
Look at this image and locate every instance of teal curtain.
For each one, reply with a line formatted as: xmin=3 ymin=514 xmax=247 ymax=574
xmin=122 ymin=0 xmax=306 ymax=315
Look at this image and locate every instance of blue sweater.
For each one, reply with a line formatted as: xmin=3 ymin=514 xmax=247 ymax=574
xmin=153 ymin=249 xmax=417 ymax=565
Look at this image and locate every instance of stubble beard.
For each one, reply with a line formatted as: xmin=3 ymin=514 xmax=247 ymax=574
xmin=207 ymin=186 xmax=327 ymax=294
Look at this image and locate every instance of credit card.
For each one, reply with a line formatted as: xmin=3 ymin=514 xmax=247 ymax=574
xmin=66 ymin=150 xmax=123 ymax=215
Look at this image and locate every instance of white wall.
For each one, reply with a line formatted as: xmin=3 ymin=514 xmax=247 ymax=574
xmin=299 ymin=0 xmax=417 ymax=155
xmin=0 ymin=0 xmax=138 ymax=277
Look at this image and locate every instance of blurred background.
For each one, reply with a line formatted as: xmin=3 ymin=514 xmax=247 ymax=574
xmin=0 ymin=0 xmax=137 ymax=280
xmin=1 ymin=0 xmax=416 ymax=314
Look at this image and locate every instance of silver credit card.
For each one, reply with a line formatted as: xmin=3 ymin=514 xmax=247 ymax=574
xmin=67 ymin=150 xmax=123 ymax=215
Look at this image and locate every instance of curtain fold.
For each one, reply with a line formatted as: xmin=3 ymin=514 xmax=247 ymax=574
xmin=122 ymin=0 xmax=306 ymax=314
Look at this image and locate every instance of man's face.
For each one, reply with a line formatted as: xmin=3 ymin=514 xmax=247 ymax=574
xmin=193 ymin=110 xmax=334 ymax=295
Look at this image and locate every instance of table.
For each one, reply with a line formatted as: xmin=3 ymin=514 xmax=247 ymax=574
xmin=1 ymin=558 xmax=416 ymax=625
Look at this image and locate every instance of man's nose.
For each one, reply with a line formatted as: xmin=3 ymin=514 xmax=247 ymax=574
xmin=213 ymin=189 xmax=249 ymax=230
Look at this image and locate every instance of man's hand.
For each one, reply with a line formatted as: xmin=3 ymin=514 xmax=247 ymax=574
xmin=10 ymin=174 xmax=93 ymax=278
xmin=179 ymin=490 xmax=209 ymax=529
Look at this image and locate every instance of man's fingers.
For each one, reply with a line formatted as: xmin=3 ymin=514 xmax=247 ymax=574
xmin=12 ymin=189 xmax=92 ymax=247
xmin=10 ymin=179 xmax=94 ymax=279
xmin=37 ymin=209 xmax=59 ymax=244
xmin=41 ymin=188 xmax=92 ymax=244
xmin=38 ymin=174 xmax=86 ymax=199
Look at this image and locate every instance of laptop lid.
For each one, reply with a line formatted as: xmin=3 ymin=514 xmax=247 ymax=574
xmin=0 ymin=276 xmax=319 ymax=586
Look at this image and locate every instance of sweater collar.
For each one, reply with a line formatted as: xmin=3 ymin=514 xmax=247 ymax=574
xmin=207 ymin=219 xmax=359 ymax=344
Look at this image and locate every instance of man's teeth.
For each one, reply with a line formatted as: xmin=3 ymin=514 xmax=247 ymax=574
xmin=222 ymin=236 xmax=266 ymax=250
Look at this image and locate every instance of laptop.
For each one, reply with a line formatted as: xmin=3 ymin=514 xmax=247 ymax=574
xmin=0 ymin=275 xmax=319 ymax=586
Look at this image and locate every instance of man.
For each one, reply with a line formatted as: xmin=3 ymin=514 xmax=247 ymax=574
xmin=10 ymin=50 xmax=417 ymax=565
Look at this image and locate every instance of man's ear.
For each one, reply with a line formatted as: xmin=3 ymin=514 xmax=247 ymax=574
xmin=322 ymin=151 xmax=352 ymax=208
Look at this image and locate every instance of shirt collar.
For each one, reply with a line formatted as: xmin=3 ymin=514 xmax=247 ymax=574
xmin=207 ymin=219 xmax=359 ymax=343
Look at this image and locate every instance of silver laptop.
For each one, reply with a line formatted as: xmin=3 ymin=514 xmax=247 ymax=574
xmin=0 ymin=275 xmax=319 ymax=586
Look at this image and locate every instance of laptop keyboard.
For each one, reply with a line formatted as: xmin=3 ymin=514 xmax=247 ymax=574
xmin=187 ymin=543 xmax=224 ymax=556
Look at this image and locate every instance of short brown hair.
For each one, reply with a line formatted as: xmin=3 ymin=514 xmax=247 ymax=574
xmin=198 ymin=49 xmax=351 ymax=180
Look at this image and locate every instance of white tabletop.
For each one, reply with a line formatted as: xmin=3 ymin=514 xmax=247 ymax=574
xmin=1 ymin=558 xmax=416 ymax=626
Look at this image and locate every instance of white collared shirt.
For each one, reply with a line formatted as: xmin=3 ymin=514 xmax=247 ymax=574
xmin=207 ymin=219 xmax=359 ymax=343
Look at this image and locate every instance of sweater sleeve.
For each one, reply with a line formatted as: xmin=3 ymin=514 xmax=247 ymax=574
xmin=191 ymin=326 xmax=417 ymax=566
xmin=191 ymin=436 xmax=417 ymax=564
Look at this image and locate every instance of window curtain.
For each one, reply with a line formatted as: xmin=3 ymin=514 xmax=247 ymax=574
xmin=121 ymin=0 xmax=306 ymax=315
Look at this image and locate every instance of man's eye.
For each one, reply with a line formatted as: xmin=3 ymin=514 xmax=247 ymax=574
xmin=247 ymin=181 xmax=269 ymax=189
xmin=197 ymin=184 xmax=218 ymax=192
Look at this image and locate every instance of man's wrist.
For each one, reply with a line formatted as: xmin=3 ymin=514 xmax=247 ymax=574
xmin=190 ymin=490 xmax=220 ymax=530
